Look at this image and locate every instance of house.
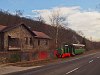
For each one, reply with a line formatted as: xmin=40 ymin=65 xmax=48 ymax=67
xmin=0 ymin=23 xmax=51 ymax=51
xmin=33 ymin=31 xmax=51 ymax=51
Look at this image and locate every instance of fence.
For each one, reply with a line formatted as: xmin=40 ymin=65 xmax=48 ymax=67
xmin=0 ymin=50 xmax=57 ymax=63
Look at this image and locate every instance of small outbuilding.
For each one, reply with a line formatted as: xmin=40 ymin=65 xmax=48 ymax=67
xmin=0 ymin=23 xmax=51 ymax=51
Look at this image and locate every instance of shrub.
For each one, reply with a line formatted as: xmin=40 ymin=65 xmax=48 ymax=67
xmin=9 ymin=53 xmax=21 ymax=63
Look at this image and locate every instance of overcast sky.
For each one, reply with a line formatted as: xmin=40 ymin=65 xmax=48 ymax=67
xmin=0 ymin=0 xmax=100 ymax=41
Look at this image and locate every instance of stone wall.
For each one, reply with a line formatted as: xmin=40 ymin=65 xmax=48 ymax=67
xmin=4 ymin=25 xmax=34 ymax=51
xmin=33 ymin=38 xmax=50 ymax=51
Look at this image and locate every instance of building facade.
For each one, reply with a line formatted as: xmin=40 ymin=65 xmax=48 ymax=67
xmin=0 ymin=23 xmax=51 ymax=51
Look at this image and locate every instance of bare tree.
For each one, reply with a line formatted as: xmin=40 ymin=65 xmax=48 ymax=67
xmin=15 ymin=10 xmax=23 ymax=16
xmin=32 ymin=8 xmax=68 ymax=48
xmin=49 ymin=8 xmax=66 ymax=48
xmin=77 ymin=30 xmax=84 ymax=37
xmin=72 ymin=35 xmax=80 ymax=44
xmin=33 ymin=16 xmax=45 ymax=23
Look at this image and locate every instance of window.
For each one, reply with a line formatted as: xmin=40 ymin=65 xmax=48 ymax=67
xmin=38 ymin=39 xmax=40 ymax=46
xmin=45 ymin=40 xmax=48 ymax=45
xmin=25 ymin=37 xmax=28 ymax=45
xmin=30 ymin=38 xmax=33 ymax=45
xmin=8 ymin=36 xmax=20 ymax=48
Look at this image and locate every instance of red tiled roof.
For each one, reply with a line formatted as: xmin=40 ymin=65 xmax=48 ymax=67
xmin=33 ymin=31 xmax=51 ymax=39
xmin=0 ymin=25 xmax=7 ymax=31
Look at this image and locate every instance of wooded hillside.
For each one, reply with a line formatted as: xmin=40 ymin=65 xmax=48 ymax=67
xmin=0 ymin=10 xmax=100 ymax=50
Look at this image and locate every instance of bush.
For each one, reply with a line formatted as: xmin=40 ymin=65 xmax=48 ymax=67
xmin=9 ymin=53 xmax=21 ymax=63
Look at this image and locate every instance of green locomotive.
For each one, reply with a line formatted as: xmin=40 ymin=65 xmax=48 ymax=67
xmin=56 ymin=44 xmax=85 ymax=58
